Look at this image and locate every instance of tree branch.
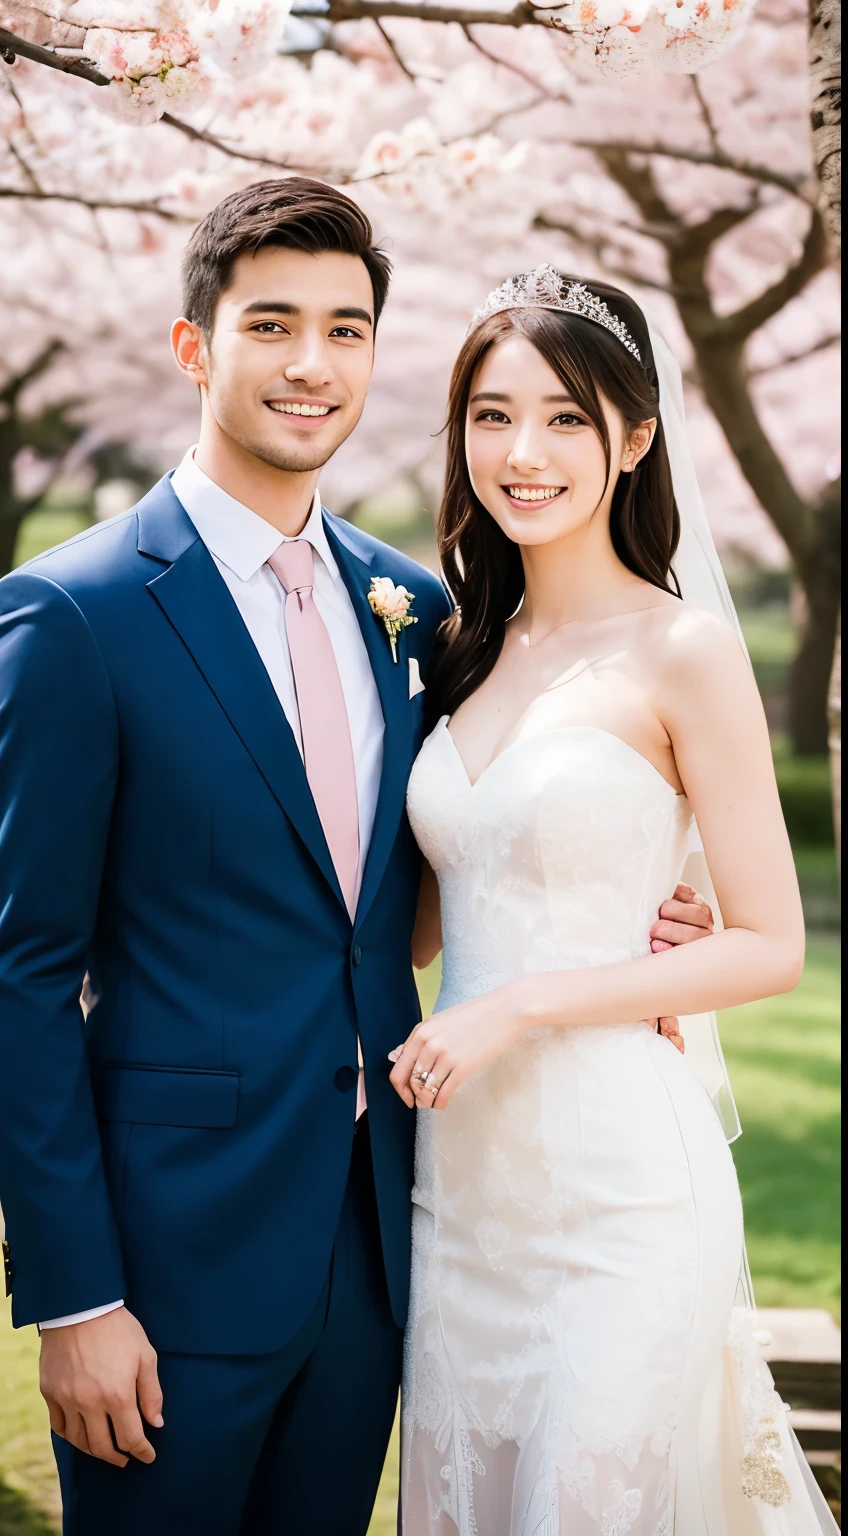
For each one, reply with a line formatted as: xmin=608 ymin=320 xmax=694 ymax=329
xmin=689 ymin=72 xmax=720 ymax=155
xmin=719 ymin=208 xmax=829 ymax=342
xmin=373 ymin=17 xmax=420 ymax=79
xmin=746 ymin=331 xmax=841 ymax=377
xmin=0 ymin=339 xmax=66 ymax=407
xmin=0 ymin=27 xmax=108 ymax=85
xmin=158 ymin=111 xmax=310 ymax=171
xmin=570 ymin=137 xmax=810 ymax=200
xmin=292 ymin=0 xmax=535 ymax=24
xmin=462 ymin=22 xmax=571 ymax=100
xmin=0 ymin=186 xmax=194 ymax=220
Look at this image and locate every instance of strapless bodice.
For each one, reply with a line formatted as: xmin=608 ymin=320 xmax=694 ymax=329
xmin=407 ymin=716 xmax=693 ymax=1011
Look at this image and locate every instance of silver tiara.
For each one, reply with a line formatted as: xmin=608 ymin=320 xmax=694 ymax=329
xmin=468 ymin=264 xmax=642 ymax=363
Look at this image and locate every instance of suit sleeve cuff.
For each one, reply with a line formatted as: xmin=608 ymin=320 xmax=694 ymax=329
xmin=40 ymin=1300 xmax=124 ymax=1329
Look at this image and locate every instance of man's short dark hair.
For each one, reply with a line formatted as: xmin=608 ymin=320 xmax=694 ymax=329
xmin=181 ymin=178 xmax=392 ymax=335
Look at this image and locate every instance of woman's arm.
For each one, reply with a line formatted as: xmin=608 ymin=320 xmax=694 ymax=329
xmin=391 ymin=610 xmax=804 ymax=1108
xmin=412 ymin=858 xmax=442 ymax=970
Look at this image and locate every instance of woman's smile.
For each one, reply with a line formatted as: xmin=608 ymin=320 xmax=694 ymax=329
xmin=503 ymin=483 xmax=566 ymax=507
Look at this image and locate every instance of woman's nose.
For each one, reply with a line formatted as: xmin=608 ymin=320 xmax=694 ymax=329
xmin=506 ymin=434 xmax=549 ymax=475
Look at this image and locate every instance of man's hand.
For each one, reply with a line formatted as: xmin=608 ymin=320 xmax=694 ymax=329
xmin=650 ymin=883 xmax=714 ymax=952
xmin=648 ymin=884 xmax=715 ymax=1054
xmin=40 ymin=1306 xmax=163 ymax=1468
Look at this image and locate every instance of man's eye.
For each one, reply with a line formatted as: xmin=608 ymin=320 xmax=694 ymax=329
xmin=252 ymin=322 xmax=286 ymax=334
xmin=330 ymin=327 xmax=362 ymax=339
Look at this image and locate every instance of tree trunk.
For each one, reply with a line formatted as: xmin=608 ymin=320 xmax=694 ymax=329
xmin=808 ymin=0 xmax=840 ymax=855
xmin=0 ymin=507 xmax=25 ymax=576
xmin=828 ymin=614 xmax=841 ymax=865
xmin=808 ymin=0 xmax=841 ymax=254
xmin=788 ymin=571 xmax=841 ymax=754
xmin=681 ymin=330 xmax=839 ymax=755
xmin=0 ymin=422 xmax=24 ymax=575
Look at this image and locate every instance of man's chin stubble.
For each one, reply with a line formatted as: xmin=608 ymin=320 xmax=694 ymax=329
xmin=247 ymin=430 xmax=347 ymax=476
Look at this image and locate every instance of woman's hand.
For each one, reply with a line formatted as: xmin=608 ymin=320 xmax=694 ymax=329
xmin=389 ymin=985 xmax=526 ymax=1109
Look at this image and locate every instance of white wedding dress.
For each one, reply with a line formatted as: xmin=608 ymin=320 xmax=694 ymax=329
xmin=401 ymin=716 xmax=835 ymax=1536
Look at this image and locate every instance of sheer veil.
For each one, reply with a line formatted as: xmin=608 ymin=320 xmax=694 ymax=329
xmin=646 ymin=316 xmax=745 ymax=1149
xmin=648 ymin=319 xmax=839 ymax=1529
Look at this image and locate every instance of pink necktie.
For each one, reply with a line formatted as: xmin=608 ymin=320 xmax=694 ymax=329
xmin=267 ymin=541 xmax=366 ymax=1116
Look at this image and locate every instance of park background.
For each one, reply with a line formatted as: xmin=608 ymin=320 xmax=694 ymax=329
xmin=0 ymin=0 xmax=840 ymax=1529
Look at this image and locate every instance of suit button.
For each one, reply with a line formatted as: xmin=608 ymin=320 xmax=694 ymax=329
xmin=352 ymin=944 xmax=363 ymax=967
xmin=335 ymin=1066 xmax=358 ymax=1094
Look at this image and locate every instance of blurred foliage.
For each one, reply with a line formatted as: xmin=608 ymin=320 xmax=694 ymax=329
xmin=742 ymin=603 xmax=798 ymax=703
xmin=12 ymin=511 xmax=92 ymax=571
xmin=774 ymin=753 xmax=838 ymax=848
xmin=722 ymin=935 xmax=841 ymax=1318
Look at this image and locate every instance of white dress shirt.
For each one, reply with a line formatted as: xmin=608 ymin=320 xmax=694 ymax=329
xmin=41 ymin=449 xmax=384 ymax=1330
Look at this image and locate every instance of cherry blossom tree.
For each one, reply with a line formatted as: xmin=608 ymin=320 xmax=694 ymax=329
xmin=805 ymin=0 xmax=840 ymax=841
xmin=0 ymin=0 xmax=839 ymax=751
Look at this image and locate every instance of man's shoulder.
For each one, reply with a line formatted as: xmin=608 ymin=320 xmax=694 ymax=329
xmin=1 ymin=475 xmax=185 ymax=612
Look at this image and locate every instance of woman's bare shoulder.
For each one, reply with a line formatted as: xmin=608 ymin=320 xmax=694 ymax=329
xmin=635 ymin=599 xmax=751 ymax=702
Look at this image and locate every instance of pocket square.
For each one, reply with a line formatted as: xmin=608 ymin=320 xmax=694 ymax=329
xmin=409 ymin=656 xmax=426 ymax=700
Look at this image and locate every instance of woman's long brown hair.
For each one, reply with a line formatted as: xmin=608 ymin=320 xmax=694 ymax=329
xmin=428 ymin=276 xmax=681 ymax=723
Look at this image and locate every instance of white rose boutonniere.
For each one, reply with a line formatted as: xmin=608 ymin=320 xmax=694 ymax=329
xmin=367 ymin=577 xmax=418 ymax=663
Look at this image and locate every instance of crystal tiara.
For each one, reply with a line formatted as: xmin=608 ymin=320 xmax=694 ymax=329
xmin=468 ymin=264 xmax=643 ymax=364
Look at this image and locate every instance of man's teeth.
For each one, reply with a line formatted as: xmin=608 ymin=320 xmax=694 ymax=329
xmin=268 ymin=402 xmax=332 ymax=416
xmin=507 ymin=486 xmax=563 ymax=502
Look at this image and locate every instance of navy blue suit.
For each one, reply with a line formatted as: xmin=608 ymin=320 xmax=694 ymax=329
xmin=0 ymin=475 xmax=451 ymax=1532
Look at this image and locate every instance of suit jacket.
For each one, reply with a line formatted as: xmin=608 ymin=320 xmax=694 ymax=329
xmin=0 ymin=475 xmax=451 ymax=1354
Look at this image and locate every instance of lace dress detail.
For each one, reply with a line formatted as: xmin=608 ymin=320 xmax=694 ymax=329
xmin=401 ymin=720 xmax=833 ymax=1536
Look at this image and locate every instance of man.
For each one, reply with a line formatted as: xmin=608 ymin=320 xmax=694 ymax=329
xmin=0 ymin=179 xmax=712 ymax=1533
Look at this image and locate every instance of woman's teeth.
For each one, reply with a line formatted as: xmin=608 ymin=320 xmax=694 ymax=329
xmin=507 ymin=486 xmax=563 ymax=502
xmin=268 ymin=402 xmax=332 ymax=416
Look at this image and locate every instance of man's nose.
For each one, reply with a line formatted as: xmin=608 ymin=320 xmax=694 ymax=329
xmin=284 ymin=334 xmax=334 ymax=390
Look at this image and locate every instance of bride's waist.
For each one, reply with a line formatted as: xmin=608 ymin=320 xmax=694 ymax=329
xmin=436 ymin=946 xmax=649 ymax=1012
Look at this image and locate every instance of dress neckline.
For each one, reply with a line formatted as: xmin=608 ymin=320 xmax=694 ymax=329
xmin=437 ymin=715 xmax=686 ymax=799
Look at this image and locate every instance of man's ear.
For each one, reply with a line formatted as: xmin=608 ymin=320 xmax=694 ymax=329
xmin=171 ymin=317 xmax=209 ymax=390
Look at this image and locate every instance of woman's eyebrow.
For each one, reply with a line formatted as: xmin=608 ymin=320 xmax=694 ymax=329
xmin=469 ymin=391 xmax=579 ymax=404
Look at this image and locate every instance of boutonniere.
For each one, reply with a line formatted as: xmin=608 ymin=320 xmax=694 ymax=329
xmin=367 ymin=577 xmax=418 ymax=663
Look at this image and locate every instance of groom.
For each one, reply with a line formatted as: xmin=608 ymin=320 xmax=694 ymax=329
xmin=0 ymin=179 xmax=713 ymax=1534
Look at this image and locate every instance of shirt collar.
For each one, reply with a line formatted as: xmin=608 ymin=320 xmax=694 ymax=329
xmin=170 ymin=446 xmax=337 ymax=584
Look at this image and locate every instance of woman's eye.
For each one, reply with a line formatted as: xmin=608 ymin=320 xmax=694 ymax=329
xmin=475 ymin=410 xmax=510 ymax=424
xmin=551 ymin=412 xmax=585 ymax=427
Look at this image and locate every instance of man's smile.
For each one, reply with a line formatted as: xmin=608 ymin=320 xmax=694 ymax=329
xmin=265 ymin=396 xmax=340 ymax=425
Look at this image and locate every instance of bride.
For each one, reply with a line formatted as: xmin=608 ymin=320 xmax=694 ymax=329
xmin=390 ymin=269 xmax=836 ymax=1534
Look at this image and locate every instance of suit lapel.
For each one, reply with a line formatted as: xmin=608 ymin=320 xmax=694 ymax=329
xmin=324 ymin=515 xmax=416 ymax=929
xmin=140 ymin=479 xmax=346 ymax=911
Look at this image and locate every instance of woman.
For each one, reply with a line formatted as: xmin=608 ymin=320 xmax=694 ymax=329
xmin=391 ymin=269 xmax=835 ymax=1534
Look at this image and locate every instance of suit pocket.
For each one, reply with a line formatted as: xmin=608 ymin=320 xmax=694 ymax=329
xmin=96 ymin=1064 xmax=240 ymax=1129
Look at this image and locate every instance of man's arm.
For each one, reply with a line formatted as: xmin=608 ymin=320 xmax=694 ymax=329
xmin=649 ymin=882 xmax=715 ymax=1052
xmin=1 ymin=571 xmax=164 ymax=1466
xmin=0 ymin=572 xmax=125 ymax=1321
xmin=650 ymin=881 xmax=715 ymax=952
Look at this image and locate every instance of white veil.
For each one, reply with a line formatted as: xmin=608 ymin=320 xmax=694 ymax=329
xmin=648 ymin=320 xmax=841 ymax=1530
xmin=646 ymin=317 xmax=745 ymax=1147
